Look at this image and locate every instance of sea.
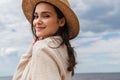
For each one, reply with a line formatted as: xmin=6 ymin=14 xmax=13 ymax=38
xmin=0 ymin=72 xmax=120 ymax=80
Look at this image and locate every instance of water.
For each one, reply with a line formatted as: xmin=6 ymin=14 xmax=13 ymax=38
xmin=0 ymin=76 xmax=12 ymax=80
xmin=0 ymin=73 xmax=120 ymax=80
xmin=72 ymin=73 xmax=120 ymax=80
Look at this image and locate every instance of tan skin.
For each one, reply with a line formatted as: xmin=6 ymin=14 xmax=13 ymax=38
xmin=33 ymin=3 xmax=65 ymax=40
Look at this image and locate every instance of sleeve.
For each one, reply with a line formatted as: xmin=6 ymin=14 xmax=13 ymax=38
xmin=12 ymin=45 xmax=32 ymax=80
xmin=31 ymin=47 xmax=65 ymax=80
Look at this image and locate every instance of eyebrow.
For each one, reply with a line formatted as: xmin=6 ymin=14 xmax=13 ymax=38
xmin=34 ymin=11 xmax=52 ymax=15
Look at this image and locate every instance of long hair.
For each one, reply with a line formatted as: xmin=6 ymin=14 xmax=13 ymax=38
xmin=31 ymin=2 xmax=77 ymax=75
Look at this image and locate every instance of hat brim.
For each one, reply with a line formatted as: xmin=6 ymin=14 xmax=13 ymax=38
xmin=22 ymin=0 xmax=80 ymax=39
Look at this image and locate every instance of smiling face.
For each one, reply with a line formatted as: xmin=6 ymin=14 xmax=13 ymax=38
xmin=32 ymin=3 xmax=65 ymax=39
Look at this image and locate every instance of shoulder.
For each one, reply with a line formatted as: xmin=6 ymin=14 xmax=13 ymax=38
xmin=32 ymin=36 xmax=68 ymax=61
xmin=32 ymin=36 xmax=69 ymax=76
xmin=32 ymin=36 xmax=68 ymax=65
xmin=33 ymin=36 xmax=63 ymax=50
xmin=32 ymin=36 xmax=68 ymax=59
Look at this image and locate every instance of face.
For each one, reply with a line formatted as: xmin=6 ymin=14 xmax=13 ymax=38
xmin=33 ymin=3 xmax=65 ymax=39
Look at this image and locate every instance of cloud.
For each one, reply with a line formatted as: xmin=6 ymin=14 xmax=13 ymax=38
xmin=69 ymin=0 xmax=120 ymax=73
xmin=0 ymin=0 xmax=33 ymax=56
xmin=70 ymin=0 xmax=120 ymax=33
xmin=73 ymin=32 xmax=120 ymax=73
xmin=0 ymin=0 xmax=33 ymax=76
xmin=74 ymin=32 xmax=120 ymax=54
xmin=0 ymin=53 xmax=20 ymax=76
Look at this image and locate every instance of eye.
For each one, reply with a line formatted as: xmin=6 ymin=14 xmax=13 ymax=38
xmin=34 ymin=15 xmax=39 ymax=19
xmin=33 ymin=13 xmax=39 ymax=19
xmin=42 ymin=14 xmax=50 ymax=18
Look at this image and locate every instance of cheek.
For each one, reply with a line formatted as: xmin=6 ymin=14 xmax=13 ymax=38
xmin=45 ymin=19 xmax=58 ymax=26
xmin=44 ymin=20 xmax=59 ymax=33
xmin=33 ymin=20 xmax=36 ymax=26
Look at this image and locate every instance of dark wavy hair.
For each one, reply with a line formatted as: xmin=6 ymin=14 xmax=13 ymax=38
xmin=31 ymin=2 xmax=77 ymax=75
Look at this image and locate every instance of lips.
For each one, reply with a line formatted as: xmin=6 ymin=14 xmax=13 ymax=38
xmin=35 ymin=26 xmax=46 ymax=31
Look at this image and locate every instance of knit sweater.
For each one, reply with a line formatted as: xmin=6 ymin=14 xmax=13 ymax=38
xmin=13 ymin=36 xmax=72 ymax=80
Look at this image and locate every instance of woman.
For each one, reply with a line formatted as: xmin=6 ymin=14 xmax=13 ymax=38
xmin=13 ymin=0 xmax=80 ymax=80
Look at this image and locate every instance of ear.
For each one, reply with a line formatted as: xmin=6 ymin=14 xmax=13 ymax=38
xmin=58 ymin=18 xmax=66 ymax=27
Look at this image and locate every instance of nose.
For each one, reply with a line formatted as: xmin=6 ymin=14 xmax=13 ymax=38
xmin=36 ymin=17 xmax=43 ymax=24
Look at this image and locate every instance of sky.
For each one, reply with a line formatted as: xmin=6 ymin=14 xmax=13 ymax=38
xmin=0 ymin=0 xmax=120 ymax=77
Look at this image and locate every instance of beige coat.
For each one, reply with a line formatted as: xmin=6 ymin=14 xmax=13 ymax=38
xmin=13 ymin=36 xmax=72 ymax=80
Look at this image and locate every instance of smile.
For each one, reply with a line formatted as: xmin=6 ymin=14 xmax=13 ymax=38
xmin=35 ymin=26 xmax=46 ymax=31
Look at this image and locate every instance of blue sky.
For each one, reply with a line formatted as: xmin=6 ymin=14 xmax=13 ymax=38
xmin=0 ymin=0 xmax=120 ymax=76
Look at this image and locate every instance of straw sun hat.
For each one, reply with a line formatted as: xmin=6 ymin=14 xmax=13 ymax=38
xmin=22 ymin=0 xmax=80 ymax=39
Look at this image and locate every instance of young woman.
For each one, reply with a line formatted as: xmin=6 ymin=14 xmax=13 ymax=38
xmin=13 ymin=0 xmax=80 ymax=80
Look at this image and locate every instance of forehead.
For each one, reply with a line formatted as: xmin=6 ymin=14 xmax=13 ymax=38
xmin=35 ymin=2 xmax=56 ymax=12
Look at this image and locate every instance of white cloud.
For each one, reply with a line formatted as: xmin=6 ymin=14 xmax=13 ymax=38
xmin=69 ymin=0 xmax=90 ymax=15
xmin=0 ymin=0 xmax=32 ymax=56
xmin=107 ymin=60 xmax=120 ymax=65
xmin=71 ymin=0 xmax=120 ymax=33
xmin=76 ymin=36 xmax=120 ymax=54
xmin=0 ymin=0 xmax=32 ymax=76
xmin=0 ymin=47 xmax=21 ymax=56
xmin=73 ymin=32 xmax=120 ymax=73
